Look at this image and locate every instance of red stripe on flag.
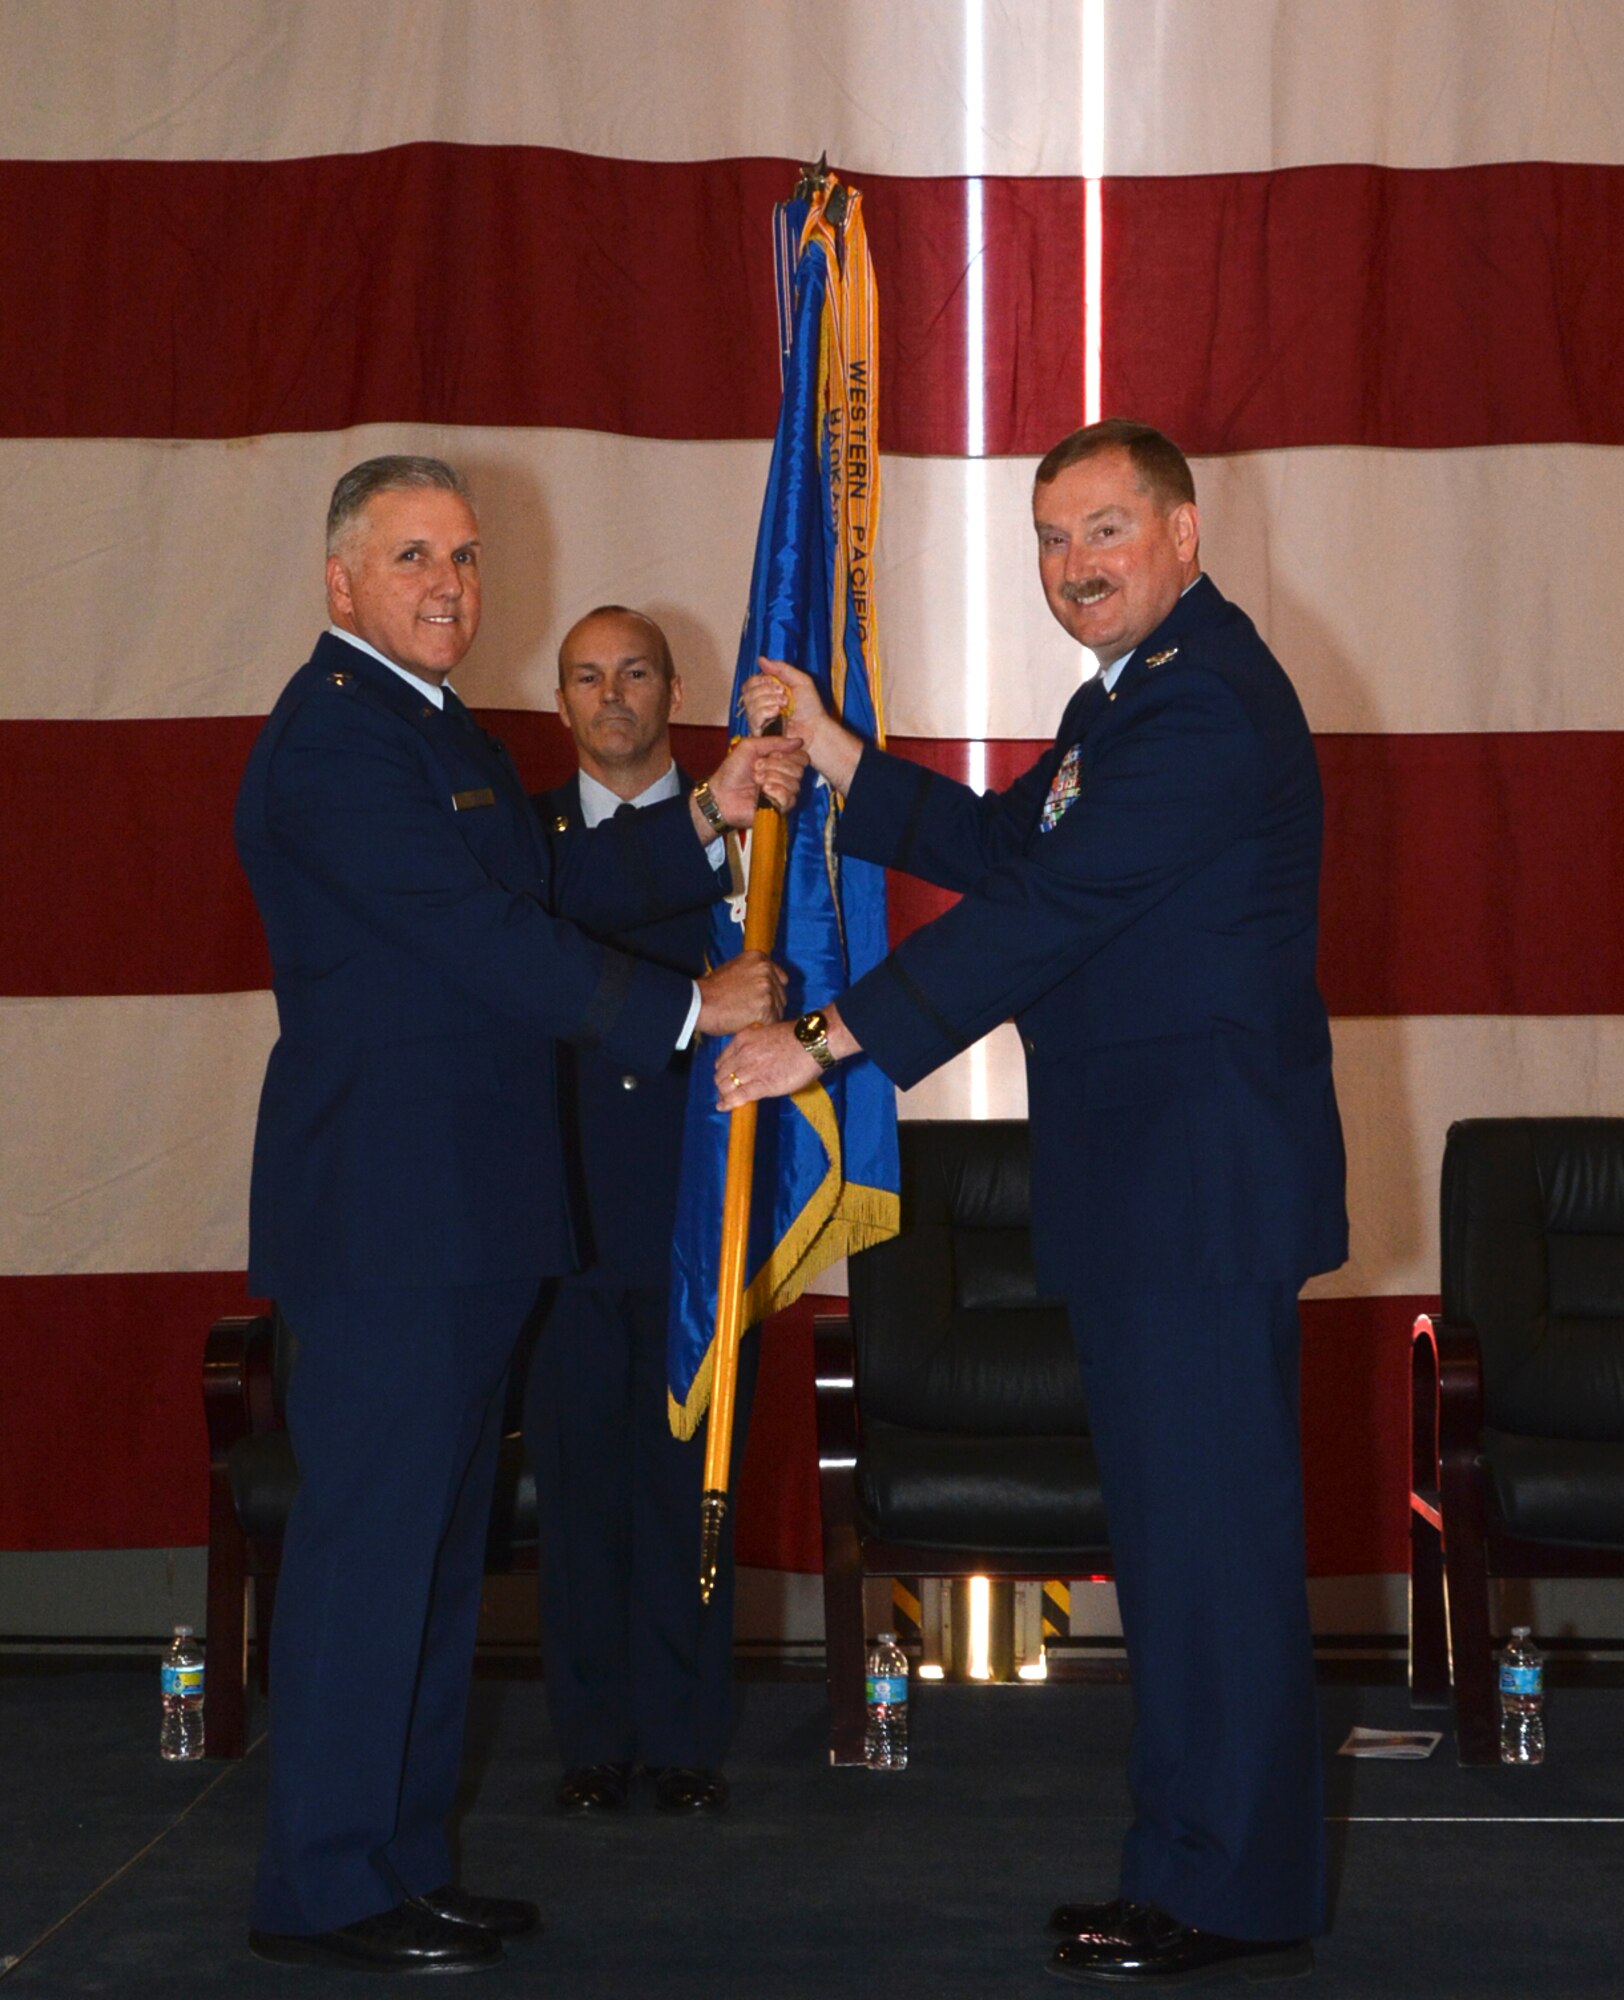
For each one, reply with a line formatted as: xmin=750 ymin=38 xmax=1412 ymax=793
xmin=6 ymin=151 xmax=1621 ymax=451
xmin=1104 ymin=161 xmax=1624 ymax=453
xmin=0 ymin=149 xmax=1083 ymax=455
xmin=1 ymin=717 xmax=272 ymax=998
xmin=1315 ymin=733 xmax=1624 ymax=1016
xmin=880 ymin=733 xmax=1624 ymax=1017
xmin=0 ymin=1272 xmax=262 ymax=1551
xmin=1299 ymin=1294 xmax=1422 ymax=1578
xmin=6 ymin=718 xmax=1623 ymax=1012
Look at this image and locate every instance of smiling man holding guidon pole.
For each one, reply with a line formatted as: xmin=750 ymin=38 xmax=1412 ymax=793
xmin=667 ymin=162 xmax=900 ymax=1610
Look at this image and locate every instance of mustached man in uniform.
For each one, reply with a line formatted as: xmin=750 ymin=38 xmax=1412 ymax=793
xmin=520 ymin=605 xmax=753 ymax=1818
xmin=234 ymin=459 xmax=803 ymax=1978
xmin=722 ymin=421 xmax=1347 ymax=1991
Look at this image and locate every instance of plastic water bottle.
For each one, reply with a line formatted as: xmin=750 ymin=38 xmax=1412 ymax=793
xmin=160 ymin=1625 xmax=205 ymax=1761
xmin=864 ymin=1631 xmax=909 ymax=1770
xmin=1499 ymin=1625 xmax=1545 ymax=1765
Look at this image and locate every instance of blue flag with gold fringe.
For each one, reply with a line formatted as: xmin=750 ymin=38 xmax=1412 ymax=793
xmin=667 ymin=174 xmax=900 ymax=1437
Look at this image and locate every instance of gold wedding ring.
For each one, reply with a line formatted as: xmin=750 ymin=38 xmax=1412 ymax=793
xmin=728 ymin=1072 xmax=741 ymax=1086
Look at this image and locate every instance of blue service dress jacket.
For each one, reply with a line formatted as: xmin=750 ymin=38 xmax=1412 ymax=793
xmin=523 ymin=775 xmax=753 ymax=1770
xmin=234 ymin=631 xmax=725 ymax=1296
xmin=534 ymin=773 xmax=715 ymax=1287
xmin=834 ymin=574 xmax=1348 ymax=1298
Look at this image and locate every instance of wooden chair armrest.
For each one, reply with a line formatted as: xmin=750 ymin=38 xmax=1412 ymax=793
xmin=1412 ymin=1312 xmax=1487 ymax=1483
xmin=812 ymin=1313 xmax=858 ymax=1465
xmin=1411 ymin=1313 xmax=1441 ymax=1494
xmin=203 ymin=1313 xmax=278 ymax=1467
xmin=1428 ymin=1315 xmax=1487 ymax=1474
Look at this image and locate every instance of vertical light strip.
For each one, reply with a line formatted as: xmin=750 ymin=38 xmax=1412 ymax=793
xmin=1081 ymin=0 xmax=1106 ymax=422
xmin=968 ymin=1574 xmax=992 ymax=1680
xmin=968 ymin=1028 xmax=991 ymax=1119
xmin=962 ymin=0 xmax=991 ymax=1122
xmin=963 ymin=0 xmax=989 ymax=800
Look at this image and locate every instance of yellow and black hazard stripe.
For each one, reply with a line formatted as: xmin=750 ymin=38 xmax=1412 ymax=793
xmin=890 ymin=1577 xmax=923 ymax=1652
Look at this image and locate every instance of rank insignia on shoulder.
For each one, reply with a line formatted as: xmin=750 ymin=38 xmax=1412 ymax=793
xmin=326 ymin=669 xmax=355 ymax=688
xmin=1144 ymin=647 xmax=1179 ymax=668
xmin=452 ymin=787 xmax=496 ymax=812
xmin=551 ymin=814 xmax=570 ymax=833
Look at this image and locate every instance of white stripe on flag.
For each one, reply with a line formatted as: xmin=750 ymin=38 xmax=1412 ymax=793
xmin=7 ymin=1 xmax=1620 ymax=173
xmin=10 ymin=434 xmax=1624 ymax=736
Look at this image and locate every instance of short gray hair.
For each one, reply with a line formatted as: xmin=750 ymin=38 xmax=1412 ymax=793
xmin=326 ymin=455 xmax=474 ymax=556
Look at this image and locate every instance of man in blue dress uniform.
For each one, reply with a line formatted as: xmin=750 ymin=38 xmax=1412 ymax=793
xmin=234 ymin=459 xmax=801 ymax=1977
xmin=721 ymin=421 xmax=1348 ymax=1989
xmin=520 ymin=605 xmax=755 ymax=1817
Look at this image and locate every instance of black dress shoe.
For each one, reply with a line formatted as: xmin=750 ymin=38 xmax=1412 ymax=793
xmin=1048 ymin=1898 xmax=1148 ymax=1941
xmin=407 ymin=1883 xmax=542 ymax=1937
xmin=1046 ymin=1904 xmax=1312 ymax=1986
xmin=556 ymin=1762 xmax=631 ymax=1813
xmin=648 ymin=1764 xmax=730 ymax=1813
xmin=249 ymin=1901 xmax=503 ymax=1974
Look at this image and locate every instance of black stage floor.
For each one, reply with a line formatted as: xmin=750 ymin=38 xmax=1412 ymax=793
xmin=3 ymin=1665 xmax=1620 ymax=1996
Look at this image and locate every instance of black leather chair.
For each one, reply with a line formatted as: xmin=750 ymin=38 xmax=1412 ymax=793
xmin=1410 ymin=1119 xmax=1624 ymax=1762
xmin=816 ymin=1119 xmax=1112 ymax=1763
xmin=202 ymin=1311 xmax=537 ymax=1757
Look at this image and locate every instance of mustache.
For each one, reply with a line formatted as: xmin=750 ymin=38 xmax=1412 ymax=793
xmin=1059 ymin=579 xmax=1114 ymax=606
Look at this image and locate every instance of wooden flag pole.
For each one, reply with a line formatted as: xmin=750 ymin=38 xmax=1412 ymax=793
xmin=698 ymin=734 xmax=789 ymax=1603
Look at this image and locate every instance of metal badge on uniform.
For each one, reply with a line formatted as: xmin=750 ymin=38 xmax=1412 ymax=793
xmin=327 ymin=669 xmax=354 ymax=688
xmin=1145 ymin=647 xmax=1179 ymax=668
xmin=1041 ymin=742 xmax=1083 ymax=832
xmin=551 ymin=814 xmax=570 ymax=833
xmin=452 ymin=787 xmax=496 ymax=812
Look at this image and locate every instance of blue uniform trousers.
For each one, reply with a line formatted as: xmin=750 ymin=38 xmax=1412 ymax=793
xmin=252 ymin=1279 xmax=542 ymax=1936
xmin=1069 ymin=1281 xmax=1326 ymax=1941
xmin=522 ymin=1277 xmax=760 ymax=1767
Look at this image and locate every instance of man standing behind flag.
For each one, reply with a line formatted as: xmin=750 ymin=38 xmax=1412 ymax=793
xmin=519 ymin=606 xmax=754 ymax=1816
xmin=723 ymin=420 xmax=1347 ymax=1989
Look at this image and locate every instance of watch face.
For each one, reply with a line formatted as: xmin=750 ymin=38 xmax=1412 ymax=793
xmin=797 ymin=1011 xmax=827 ymax=1042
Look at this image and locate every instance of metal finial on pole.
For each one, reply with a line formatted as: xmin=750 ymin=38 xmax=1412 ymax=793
xmin=699 ymin=1490 xmax=728 ymax=1605
xmin=793 ymin=151 xmax=831 ymax=200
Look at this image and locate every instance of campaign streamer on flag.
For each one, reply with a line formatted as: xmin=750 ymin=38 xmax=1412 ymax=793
xmin=667 ymin=171 xmax=901 ymax=1440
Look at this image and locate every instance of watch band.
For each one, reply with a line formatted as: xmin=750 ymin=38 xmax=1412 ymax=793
xmin=691 ymin=779 xmax=728 ymax=836
xmin=794 ymin=1010 xmax=837 ymax=1073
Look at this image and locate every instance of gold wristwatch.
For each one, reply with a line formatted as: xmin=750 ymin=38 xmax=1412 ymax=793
xmin=794 ymin=1009 xmax=837 ymax=1072
xmin=691 ymin=779 xmax=728 ymax=836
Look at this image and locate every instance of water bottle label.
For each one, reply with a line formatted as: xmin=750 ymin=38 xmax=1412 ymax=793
xmin=866 ymin=1675 xmax=907 ymax=1706
xmin=162 ymin=1663 xmax=203 ymax=1697
xmin=1499 ymin=1664 xmax=1541 ymax=1696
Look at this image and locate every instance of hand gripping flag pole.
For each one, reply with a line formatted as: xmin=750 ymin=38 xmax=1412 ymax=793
xmin=675 ymin=157 xmax=899 ymax=1604
xmin=699 ymin=713 xmax=787 ymax=1602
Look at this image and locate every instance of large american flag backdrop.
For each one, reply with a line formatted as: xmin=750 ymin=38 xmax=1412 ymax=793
xmin=4 ymin=2 xmax=1621 ymax=1602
